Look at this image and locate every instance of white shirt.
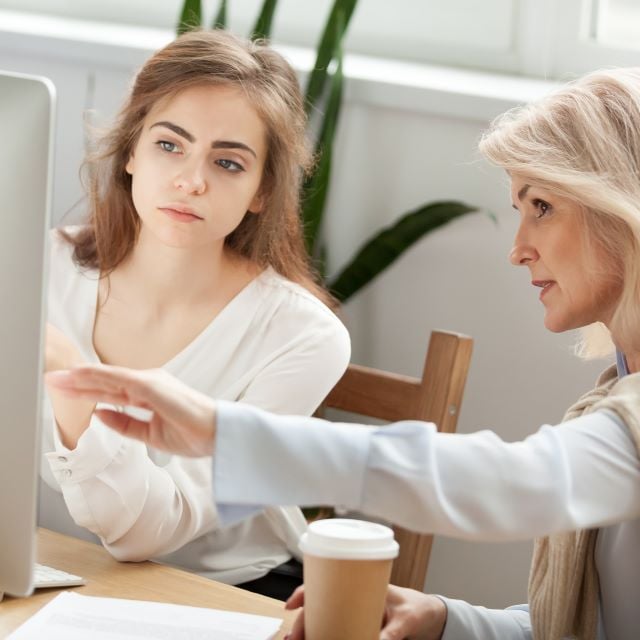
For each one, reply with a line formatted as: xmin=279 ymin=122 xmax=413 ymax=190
xmin=213 ymin=402 xmax=640 ymax=638
xmin=41 ymin=228 xmax=351 ymax=584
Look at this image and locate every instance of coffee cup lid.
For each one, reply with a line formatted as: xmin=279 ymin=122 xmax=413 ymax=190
xmin=299 ymin=518 xmax=399 ymax=560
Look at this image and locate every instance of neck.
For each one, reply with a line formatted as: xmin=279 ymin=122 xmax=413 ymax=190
xmin=624 ymin=352 xmax=640 ymax=374
xmin=605 ymin=318 xmax=639 ymax=374
xmin=109 ymin=227 xmax=246 ymax=309
xmin=612 ymin=330 xmax=640 ymax=374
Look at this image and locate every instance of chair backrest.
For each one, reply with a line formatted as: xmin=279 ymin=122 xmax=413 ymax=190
xmin=323 ymin=329 xmax=473 ymax=590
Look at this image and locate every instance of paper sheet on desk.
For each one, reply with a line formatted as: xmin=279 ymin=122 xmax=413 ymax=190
xmin=8 ymin=591 xmax=282 ymax=639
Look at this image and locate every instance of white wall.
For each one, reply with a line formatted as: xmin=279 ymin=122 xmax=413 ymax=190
xmin=0 ymin=19 xmax=609 ymax=608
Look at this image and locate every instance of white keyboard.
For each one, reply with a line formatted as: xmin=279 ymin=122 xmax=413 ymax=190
xmin=34 ymin=563 xmax=86 ymax=589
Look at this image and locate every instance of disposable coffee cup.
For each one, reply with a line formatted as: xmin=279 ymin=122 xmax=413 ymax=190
xmin=299 ymin=518 xmax=399 ymax=640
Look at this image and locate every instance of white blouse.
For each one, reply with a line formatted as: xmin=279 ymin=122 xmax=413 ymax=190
xmin=41 ymin=228 xmax=351 ymax=584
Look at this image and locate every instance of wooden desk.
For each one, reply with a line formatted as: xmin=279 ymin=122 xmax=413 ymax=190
xmin=1 ymin=529 xmax=295 ymax=638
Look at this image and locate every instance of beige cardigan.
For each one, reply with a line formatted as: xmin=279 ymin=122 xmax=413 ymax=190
xmin=529 ymin=365 xmax=640 ymax=640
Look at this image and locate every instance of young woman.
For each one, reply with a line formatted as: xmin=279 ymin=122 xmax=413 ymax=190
xmin=49 ymin=67 xmax=640 ymax=638
xmin=42 ymin=29 xmax=350 ymax=599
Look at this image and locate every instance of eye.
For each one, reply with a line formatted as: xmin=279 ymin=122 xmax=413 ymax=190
xmin=156 ymin=140 xmax=180 ymax=154
xmin=532 ymin=198 xmax=551 ymax=218
xmin=216 ymin=158 xmax=244 ymax=173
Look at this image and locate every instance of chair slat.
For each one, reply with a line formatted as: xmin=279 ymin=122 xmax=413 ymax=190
xmin=324 ymin=365 xmax=422 ymax=422
xmin=321 ymin=329 xmax=473 ymax=591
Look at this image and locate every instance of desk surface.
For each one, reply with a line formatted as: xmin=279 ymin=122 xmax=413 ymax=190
xmin=1 ymin=529 xmax=295 ymax=638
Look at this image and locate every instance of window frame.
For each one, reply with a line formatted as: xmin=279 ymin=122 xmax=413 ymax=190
xmin=0 ymin=0 xmax=637 ymax=79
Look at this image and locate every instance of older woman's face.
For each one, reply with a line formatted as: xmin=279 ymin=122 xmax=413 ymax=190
xmin=509 ymin=174 xmax=622 ymax=333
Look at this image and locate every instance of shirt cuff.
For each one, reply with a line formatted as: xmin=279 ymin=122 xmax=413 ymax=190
xmin=45 ymin=408 xmax=126 ymax=484
xmin=439 ymin=597 xmax=531 ymax=640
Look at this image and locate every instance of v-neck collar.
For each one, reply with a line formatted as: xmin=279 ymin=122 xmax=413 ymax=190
xmin=85 ymin=266 xmax=273 ymax=371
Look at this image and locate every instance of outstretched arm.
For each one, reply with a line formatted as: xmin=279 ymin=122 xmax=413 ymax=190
xmin=48 ymin=365 xmax=640 ymax=540
xmin=46 ymin=365 xmax=217 ymax=458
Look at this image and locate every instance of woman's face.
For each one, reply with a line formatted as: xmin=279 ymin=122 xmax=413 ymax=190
xmin=509 ymin=174 xmax=622 ymax=333
xmin=125 ymin=84 xmax=267 ymax=250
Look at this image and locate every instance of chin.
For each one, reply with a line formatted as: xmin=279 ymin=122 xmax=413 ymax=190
xmin=543 ymin=312 xmax=586 ymax=334
xmin=153 ymin=226 xmax=205 ymax=249
xmin=543 ymin=313 xmax=571 ymax=334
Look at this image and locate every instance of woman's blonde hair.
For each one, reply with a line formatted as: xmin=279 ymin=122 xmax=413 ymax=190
xmin=479 ymin=68 xmax=640 ymax=358
xmin=65 ymin=29 xmax=333 ymax=305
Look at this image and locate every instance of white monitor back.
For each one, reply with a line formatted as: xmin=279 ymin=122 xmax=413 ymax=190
xmin=0 ymin=71 xmax=55 ymax=598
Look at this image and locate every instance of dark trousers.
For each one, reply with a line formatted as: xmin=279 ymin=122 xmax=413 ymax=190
xmin=236 ymin=558 xmax=303 ymax=602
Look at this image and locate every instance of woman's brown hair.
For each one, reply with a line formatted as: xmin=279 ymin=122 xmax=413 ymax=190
xmin=66 ymin=29 xmax=332 ymax=305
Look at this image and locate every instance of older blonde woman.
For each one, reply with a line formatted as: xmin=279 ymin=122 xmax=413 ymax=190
xmin=48 ymin=68 xmax=640 ymax=639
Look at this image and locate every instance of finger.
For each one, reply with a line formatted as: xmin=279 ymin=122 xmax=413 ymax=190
xmin=94 ymin=409 xmax=153 ymax=441
xmin=67 ymin=366 xmax=181 ymax=418
xmin=47 ymin=367 xmax=157 ymax=409
xmin=55 ymin=364 xmax=150 ymax=393
xmin=379 ymin=615 xmax=409 ymax=640
xmin=45 ymin=383 xmax=132 ymax=407
xmin=46 ymin=368 xmax=127 ymax=394
xmin=285 ymin=585 xmax=305 ymax=610
xmin=288 ymin=609 xmax=305 ymax=640
xmin=45 ymin=370 xmax=79 ymax=388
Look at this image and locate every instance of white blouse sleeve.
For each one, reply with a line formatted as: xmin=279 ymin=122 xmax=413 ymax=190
xmin=45 ymin=413 xmax=212 ymax=559
xmin=237 ymin=314 xmax=350 ymax=415
xmin=213 ymin=404 xmax=640 ymax=539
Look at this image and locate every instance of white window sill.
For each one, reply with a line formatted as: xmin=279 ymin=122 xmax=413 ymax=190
xmin=0 ymin=8 xmax=556 ymax=121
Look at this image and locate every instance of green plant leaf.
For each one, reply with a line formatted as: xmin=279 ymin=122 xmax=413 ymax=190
xmin=317 ymin=244 xmax=328 ymax=281
xmin=177 ymin=0 xmax=202 ymax=34
xmin=212 ymin=0 xmax=228 ymax=29
xmin=328 ymin=202 xmax=481 ymax=302
xmin=304 ymin=0 xmax=357 ymax=114
xmin=302 ymin=48 xmax=344 ymax=258
xmin=250 ymin=0 xmax=279 ymax=40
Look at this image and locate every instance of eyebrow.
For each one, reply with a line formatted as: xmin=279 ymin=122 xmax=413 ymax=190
xmin=150 ymin=121 xmax=257 ymax=158
xmin=151 ymin=121 xmax=194 ymax=142
xmin=212 ymin=139 xmax=257 ymax=159
xmin=511 ymin=184 xmax=531 ymax=210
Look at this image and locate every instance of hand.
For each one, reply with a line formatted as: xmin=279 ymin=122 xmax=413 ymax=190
xmin=283 ymin=585 xmax=448 ymax=640
xmin=46 ymin=364 xmax=217 ymax=457
xmin=45 ymin=323 xmax=84 ymax=372
xmin=284 ymin=586 xmax=305 ymax=640
xmin=44 ymin=324 xmax=95 ymax=449
xmin=380 ymin=585 xmax=448 ymax=640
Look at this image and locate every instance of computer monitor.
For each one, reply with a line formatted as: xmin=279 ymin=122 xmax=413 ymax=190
xmin=0 ymin=70 xmax=55 ymax=599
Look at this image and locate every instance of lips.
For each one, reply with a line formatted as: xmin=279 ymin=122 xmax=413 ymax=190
xmin=158 ymin=203 xmax=204 ymax=222
xmin=532 ymin=280 xmax=555 ymax=300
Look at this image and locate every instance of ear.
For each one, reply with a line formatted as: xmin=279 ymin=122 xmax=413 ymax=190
xmin=125 ymin=153 xmax=135 ymax=175
xmin=248 ymin=191 xmax=265 ymax=215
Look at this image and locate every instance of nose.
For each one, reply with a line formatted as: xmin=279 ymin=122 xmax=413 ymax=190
xmin=174 ymin=160 xmax=206 ymax=195
xmin=509 ymin=225 xmax=538 ymax=266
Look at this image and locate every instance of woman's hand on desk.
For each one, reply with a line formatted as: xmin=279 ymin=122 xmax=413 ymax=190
xmin=46 ymin=365 xmax=217 ymax=457
xmin=284 ymin=584 xmax=447 ymax=640
xmin=380 ymin=586 xmax=447 ymax=640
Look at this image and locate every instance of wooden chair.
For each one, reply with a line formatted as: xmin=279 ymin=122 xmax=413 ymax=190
xmin=322 ymin=329 xmax=473 ymax=591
